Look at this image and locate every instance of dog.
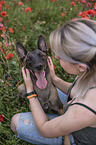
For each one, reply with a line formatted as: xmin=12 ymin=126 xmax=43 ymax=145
xmin=16 ymin=35 xmax=63 ymax=115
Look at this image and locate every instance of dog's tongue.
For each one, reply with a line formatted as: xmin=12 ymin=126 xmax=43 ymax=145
xmin=35 ymin=70 xmax=47 ymax=89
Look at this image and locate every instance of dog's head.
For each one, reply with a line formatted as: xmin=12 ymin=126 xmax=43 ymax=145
xmin=16 ymin=35 xmax=49 ymax=89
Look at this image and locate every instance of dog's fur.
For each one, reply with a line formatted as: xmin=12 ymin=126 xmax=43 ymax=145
xmin=16 ymin=35 xmax=63 ymax=114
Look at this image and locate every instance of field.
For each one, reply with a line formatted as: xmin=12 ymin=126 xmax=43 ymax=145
xmin=0 ymin=0 xmax=96 ymax=144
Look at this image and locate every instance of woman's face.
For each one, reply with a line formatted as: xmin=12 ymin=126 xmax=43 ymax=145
xmin=55 ymin=54 xmax=80 ymax=75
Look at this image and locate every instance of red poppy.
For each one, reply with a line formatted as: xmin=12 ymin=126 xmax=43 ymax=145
xmin=14 ymin=45 xmax=16 ymax=50
xmin=0 ymin=48 xmax=5 ymax=53
xmin=6 ymin=53 xmax=14 ymax=60
xmin=93 ymin=3 xmax=96 ymax=11
xmin=51 ymin=0 xmax=56 ymax=2
xmin=38 ymin=10 xmax=41 ymax=13
xmin=1 ymin=11 xmax=7 ymax=17
xmin=0 ymin=23 xmax=3 ymax=30
xmin=86 ymin=2 xmax=91 ymax=8
xmin=2 ymin=26 xmax=6 ymax=31
xmin=22 ymin=26 xmax=25 ymax=30
xmin=19 ymin=2 xmax=24 ymax=6
xmin=82 ymin=16 xmax=89 ymax=19
xmin=0 ymin=114 xmax=4 ymax=122
xmin=78 ymin=11 xmax=87 ymax=17
xmin=9 ymin=28 xmax=14 ymax=33
xmin=0 ymin=4 xmax=2 ymax=11
xmin=81 ymin=0 xmax=86 ymax=4
xmin=5 ymin=4 xmax=10 ymax=9
xmin=6 ymin=42 xmax=9 ymax=47
xmin=61 ymin=12 xmax=66 ymax=17
xmin=53 ymin=65 xmax=56 ymax=70
xmin=72 ymin=17 xmax=77 ymax=20
xmin=87 ymin=9 xmax=96 ymax=17
xmin=71 ymin=2 xmax=76 ymax=6
xmin=0 ymin=17 xmax=3 ymax=22
xmin=5 ymin=20 xmax=9 ymax=23
xmin=25 ymin=7 xmax=31 ymax=13
xmin=0 ymin=1 xmax=6 ymax=5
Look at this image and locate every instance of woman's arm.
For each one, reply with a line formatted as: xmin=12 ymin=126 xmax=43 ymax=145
xmin=29 ymin=96 xmax=96 ymax=138
xmin=47 ymin=57 xmax=72 ymax=94
xmin=22 ymin=67 xmax=96 ymax=138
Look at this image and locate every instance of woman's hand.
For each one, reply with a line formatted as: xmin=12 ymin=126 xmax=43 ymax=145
xmin=47 ymin=56 xmax=56 ymax=81
xmin=22 ymin=67 xmax=33 ymax=93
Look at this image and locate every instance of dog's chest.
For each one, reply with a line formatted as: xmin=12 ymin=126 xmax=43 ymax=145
xmin=34 ymin=83 xmax=51 ymax=100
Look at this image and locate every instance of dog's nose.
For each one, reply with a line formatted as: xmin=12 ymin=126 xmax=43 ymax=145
xmin=35 ymin=63 xmax=43 ymax=71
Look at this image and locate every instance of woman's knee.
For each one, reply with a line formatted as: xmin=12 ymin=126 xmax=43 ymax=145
xmin=10 ymin=113 xmax=21 ymax=134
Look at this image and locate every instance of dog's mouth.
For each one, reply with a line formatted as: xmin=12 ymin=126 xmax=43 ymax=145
xmin=35 ymin=70 xmax=47 ymax=89
xmin=30 ymin=69 xmax=47 ymax=89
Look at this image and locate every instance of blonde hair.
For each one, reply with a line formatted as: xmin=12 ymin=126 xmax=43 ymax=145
xmin=49 ymin=19 xmax=96 ymax=98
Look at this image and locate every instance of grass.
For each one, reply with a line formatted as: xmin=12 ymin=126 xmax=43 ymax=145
xmin=0 ymin=0 xmax=96 ymax=144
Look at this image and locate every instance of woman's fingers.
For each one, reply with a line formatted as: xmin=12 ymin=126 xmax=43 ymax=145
xmin=22 ymin=67 xmax=31 ymax=81
xmin=26 ymin=68 xmax=30 ymax=78
xmin=47 ymin=56 xmax=54 ymax=68
xmin=22 ymin=67 xmax=26 ymax=80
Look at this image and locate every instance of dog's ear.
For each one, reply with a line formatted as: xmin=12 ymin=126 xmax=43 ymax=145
xmin=37 ymin=35 xmax=48 ymax=55
xmin=16 ymin=42 xmax=28 ymax=62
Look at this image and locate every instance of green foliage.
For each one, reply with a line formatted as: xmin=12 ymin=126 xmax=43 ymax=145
xmin=0 ymin=0 xmax=96 ymax=144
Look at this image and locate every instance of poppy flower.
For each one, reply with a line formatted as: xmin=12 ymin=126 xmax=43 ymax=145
xmin=5 ymin=4 xmax=10 ymax=9
xmin=71 ymin=2 xmax=76 ymax=6
xmin=81 ymin=0 xmax=86 ymax=4
xmin=38 ymin=10 xmax=41 ymax=13
xmin=0 ymin=1 xmax=6 ymax=5
xmin=6 ymin=42 xmax=9 ymax=47
xmin=61 ymin=12 xmax=66 ymax=17
xmin=5 ymin=20 xmax=9 ymax=23
xmin=9 ymin=28 xmax=14 ymax=33
xmin=51 ymin=0 xmax=56 ymax=2
xmin=22 ymin=26 xmax=25 ymax=30
xmin=1 ymin=11 xmax=7 ymax=17
xmin=86 ymin=2 xmax=91 ymax=7
xmin=25 ymin=7 xmax=31 ymax=13
xmin=19 ymin=2 xmax=24 ymax=6
xmin=82 ymin=16 xmax=89 ymax=19
xmin=0 ymin=48 xmax=5 ymax=53
xmin=14 ymin=45 xmax=16 ymax=50
xmin=72 ymin=17 xmax=77 ymax=20
xmin=0 ymin=17 xmax=3 ymax=22
xmin=0 ymin=114 xmax=4 ymax=122
xmin=87 ymin=9 xmax=96 ymax=17
xmin=78 ymin=11 xmax=87 ymax=17
xmin=6 ymin=53 xmax=14 ymax=60
xmin=0 ymin=23 xmax=3 ymax=30
xmin=53 ymin=65 xmax=56 ymax=70
xmin=0 ymin=4 xmax=2 ymax=11
xmin=93 ymin=3 xmax=96 ymax=11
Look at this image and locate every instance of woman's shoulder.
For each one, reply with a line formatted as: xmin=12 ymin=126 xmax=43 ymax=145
xmin=73 ymin=87 xmax=96 ymax=114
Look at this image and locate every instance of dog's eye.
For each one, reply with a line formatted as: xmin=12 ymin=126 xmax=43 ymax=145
xmin=26 ymin=58 xmax=31 ymax=64
xmin=37 ymin=52 xmax=46 ymax=60
xmin=37 ymin=52 xmax=43 ymax=57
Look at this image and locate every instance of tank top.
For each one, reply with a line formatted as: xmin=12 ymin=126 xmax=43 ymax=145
xmin=63 ymin=79 xmax=96 ymax=145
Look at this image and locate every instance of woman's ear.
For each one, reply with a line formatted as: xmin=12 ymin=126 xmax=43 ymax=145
xmin=78 ymin=64 xmax=87 ymax=72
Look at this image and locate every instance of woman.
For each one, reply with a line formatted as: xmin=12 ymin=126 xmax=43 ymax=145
xmin=11 ymin=19 xmax=96 ymax=145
